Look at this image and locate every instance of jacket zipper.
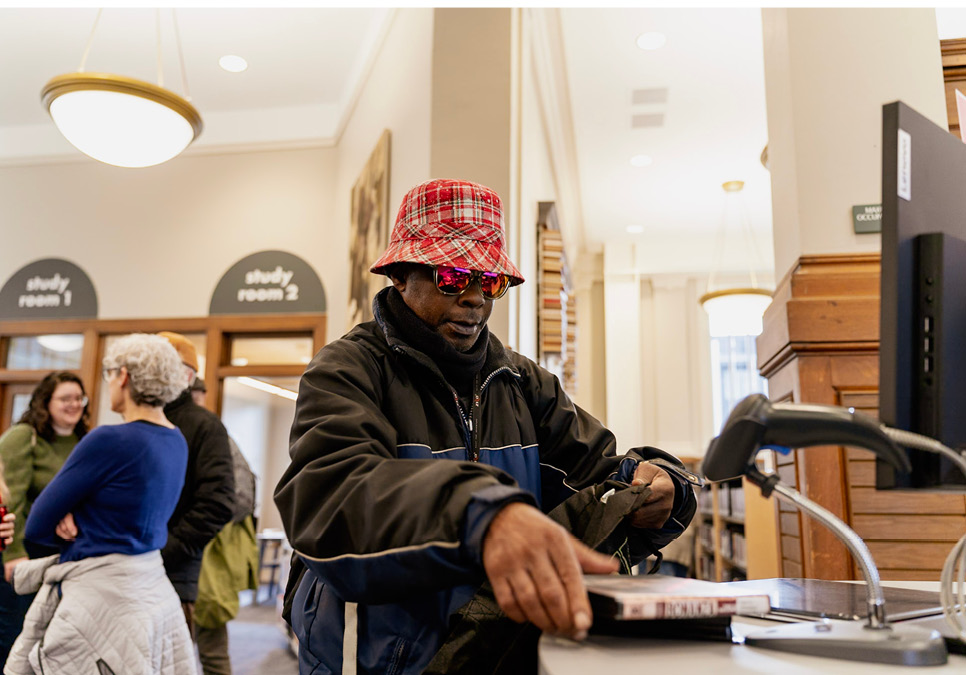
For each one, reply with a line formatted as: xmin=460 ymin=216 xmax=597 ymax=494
xmin=470 ymin=372 xmax=481 ymax=461
xmin=391 ymin=344 xmax=520 ymax=463
xmin=469 ymin=367 xmax=516 ymax=462
xmin=449 ymin=389 xmax=473 ymax=454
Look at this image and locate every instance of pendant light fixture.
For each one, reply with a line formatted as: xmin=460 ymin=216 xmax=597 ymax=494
xmin=699 ymin=180 xmax=773 ymax=337
xmin=41 ymin=9 xmax=203 ymax=168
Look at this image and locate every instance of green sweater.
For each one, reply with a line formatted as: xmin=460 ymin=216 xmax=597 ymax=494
xmin=0 ymin=423 xmax=78 ymax=562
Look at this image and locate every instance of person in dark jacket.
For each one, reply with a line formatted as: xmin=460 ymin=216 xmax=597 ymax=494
xmin=275 ymin=178 xmax=698 ymax=675
xmin=159 ymin=331 xmax=235 ymax=636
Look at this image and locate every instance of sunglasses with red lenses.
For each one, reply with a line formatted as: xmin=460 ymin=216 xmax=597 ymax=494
xmin=433 ymin=266 xmax=511 ymax=300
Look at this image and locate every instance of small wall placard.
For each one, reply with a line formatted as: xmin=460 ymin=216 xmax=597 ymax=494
xmin=0 ymin=258 xmax=98 ymax=320
xmin=852 ymin=204 xmax=882 ymax=234
xmin=209 ymin=251 xmax=326 ymax=315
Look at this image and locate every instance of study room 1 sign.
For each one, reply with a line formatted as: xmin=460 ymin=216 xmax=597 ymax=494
xmin=209 ymin=251 xmax=326 ymax=315
xmin=0 ymin=258 xmax=98 ymax=320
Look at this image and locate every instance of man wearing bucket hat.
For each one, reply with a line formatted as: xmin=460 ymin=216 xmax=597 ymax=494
xmin=275 ymin=178 xmax=697 ymax=674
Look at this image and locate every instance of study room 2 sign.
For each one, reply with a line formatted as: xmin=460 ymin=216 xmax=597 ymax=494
xmin=0 ymin=258 xmax=98 ymax=320
xmin=209 ymin=251 xmax=326 ymax=315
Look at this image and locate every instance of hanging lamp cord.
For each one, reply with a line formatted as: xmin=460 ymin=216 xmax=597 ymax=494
xmin=77 ymin=8 xmax=103 ymax=72
xmin=172 ymin=9 xmax=192 ymax=100
xmin=155 ymin=8 xmax=165 ymax=88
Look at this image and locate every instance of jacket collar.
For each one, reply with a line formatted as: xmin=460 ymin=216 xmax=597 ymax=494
xmin=163 ymin=389 xmax=192 ymax=415
xmin=371 ymin=287 xmax=518 ymax=385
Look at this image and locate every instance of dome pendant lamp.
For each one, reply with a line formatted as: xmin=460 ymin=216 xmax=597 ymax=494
xmin=41 ymin=9 xmax=203 ymax=168
xmin=699 ymin=181 xmax=773 ymax=337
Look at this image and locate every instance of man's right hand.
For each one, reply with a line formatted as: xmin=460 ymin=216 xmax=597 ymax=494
xmin=482 ymin=502 xmax=618 ymax=640
xmin=4 ymin=557 xmax=26 ymax=584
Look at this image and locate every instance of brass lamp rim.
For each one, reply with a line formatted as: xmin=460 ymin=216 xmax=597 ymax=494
xmin=41 ymin=72 xmax=203 ymax=140
xmin=699 ymin=287 xmax=773 ymax=306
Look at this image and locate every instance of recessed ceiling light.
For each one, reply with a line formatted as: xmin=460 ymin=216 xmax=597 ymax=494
xmin=630 ymin=154 xmax=653 ymax=167
xmin=636 ymin=32 xmax=667 ymax=51
xmin=626 ymin=225 xmax=645 ymax=234
xmin=219 ymin=55 xmax=248 ymax=73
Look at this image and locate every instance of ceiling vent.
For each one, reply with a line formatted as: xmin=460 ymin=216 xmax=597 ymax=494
xmin=631 ymin=87 xmax=668 ymax=105
xmin=631 ymin=113 xmax=665 ymax=128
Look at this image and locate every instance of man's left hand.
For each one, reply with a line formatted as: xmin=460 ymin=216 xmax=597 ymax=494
xmin=629 ymin=463 xmax=675 ymax=529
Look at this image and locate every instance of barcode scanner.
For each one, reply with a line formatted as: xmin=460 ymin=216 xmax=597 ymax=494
xmin=702 ymin=394 xmax=912 ymax=485
xmin=699 ymin=394 xmax=946 ymax=666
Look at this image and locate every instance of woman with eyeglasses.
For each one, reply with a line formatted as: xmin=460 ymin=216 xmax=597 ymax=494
xmin=6 ymin=333 xmax=195 ymax=674
xmin=0 ymin=371 xmax=89 ymax=668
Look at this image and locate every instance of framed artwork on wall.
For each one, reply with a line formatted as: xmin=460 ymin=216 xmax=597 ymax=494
xmin=347 ymin=129 xmax=391 ymax=329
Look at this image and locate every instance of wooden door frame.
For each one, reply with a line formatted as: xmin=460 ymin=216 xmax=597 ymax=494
xmin=0 ymin=314 xmax=326 ymax=426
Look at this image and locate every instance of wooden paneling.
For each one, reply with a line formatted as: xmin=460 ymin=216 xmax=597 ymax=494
xmin=851 ymin=488 xmax=965 ymax=515
xmin=878 ymin=569 xmax=948 ymax=582
xmin=0 ymin=314 xmax=327 ymax=427
xmin=865 ymin=542 xmax=954 ymax=570
xmin=941 ymin=38 xmax=966 ymax=140
xmin=757 ymin=253 xmax=966 ymax=581
xmin=852 ymin=514 xmax=966 ymax=541
xmin=848 ymin=461 xmax=876 ymax=487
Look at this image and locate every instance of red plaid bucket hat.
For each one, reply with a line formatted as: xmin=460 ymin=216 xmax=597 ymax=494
xmin=370 ymin=178 xmax=525 ymax=286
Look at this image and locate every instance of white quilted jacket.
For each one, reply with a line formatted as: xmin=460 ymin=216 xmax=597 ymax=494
xmin=4 ymin=551 xmax=196 ymax=675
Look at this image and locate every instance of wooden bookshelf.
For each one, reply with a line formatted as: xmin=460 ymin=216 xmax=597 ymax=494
xmin=696 ymin=479 xmax=748 ymax=583
xmin=537 ymin=202 xmax=577 ymax=393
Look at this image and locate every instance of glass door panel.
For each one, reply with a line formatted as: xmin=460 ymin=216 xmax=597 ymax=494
xmin=220 ymin=376 xmax=298 ymax=534
xmin=6 ymin=334 xmax=83 ymax=370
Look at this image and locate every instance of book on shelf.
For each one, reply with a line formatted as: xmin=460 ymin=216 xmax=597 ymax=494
xmin=585 ymin=574 xmax=770 ymax=621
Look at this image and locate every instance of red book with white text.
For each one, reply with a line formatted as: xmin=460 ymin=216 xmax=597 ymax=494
xmin=585 ymin=574 xmax=771 ymax=621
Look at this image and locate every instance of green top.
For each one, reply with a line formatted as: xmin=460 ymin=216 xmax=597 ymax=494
xmin=0 ymin=423 xmax=78 ymax=562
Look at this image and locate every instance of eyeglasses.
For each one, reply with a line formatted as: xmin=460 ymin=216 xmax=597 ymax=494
xmin=102 ymin=367 xmax=120 ymax=382
xmin=433 ymin=266 xmax=511 ymax=300
xmin=53 ymin=395 xmax=88 ymax=407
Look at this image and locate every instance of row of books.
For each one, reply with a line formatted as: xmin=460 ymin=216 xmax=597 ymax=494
xmin=716 ymin=482 xmax=745 ymax=519
xmin=719 ymin=528 xmax=747 ymax=568
xmin=538 ymin=225 xmax=577 ymax=393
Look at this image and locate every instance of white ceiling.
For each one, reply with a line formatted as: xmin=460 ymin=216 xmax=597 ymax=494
xmin=2 ymin=8 xmax=963 ymax=280
xmin=0 ymin=7 xmax=391 ymax=155
xmin=559 ymin=8 xmax=772 ymax=262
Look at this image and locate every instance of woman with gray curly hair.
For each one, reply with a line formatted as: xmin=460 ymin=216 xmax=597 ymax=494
xmin=7 ymin=334 xmax=196 ymax=674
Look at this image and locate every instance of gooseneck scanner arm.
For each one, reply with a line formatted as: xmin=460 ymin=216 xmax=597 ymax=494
xmin=702 ymin=394 xmax=947 ymax=667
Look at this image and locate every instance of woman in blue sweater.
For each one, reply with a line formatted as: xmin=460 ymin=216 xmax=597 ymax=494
xmin=8 ymin=334 xmax=195 ymax=674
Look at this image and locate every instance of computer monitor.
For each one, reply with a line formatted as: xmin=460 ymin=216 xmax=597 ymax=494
xmin=877 ymin=101 xmax=966 ymax=490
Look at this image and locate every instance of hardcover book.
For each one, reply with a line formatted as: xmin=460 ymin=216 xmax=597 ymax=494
xmin=585 ymin=574 xmax=771 ymax=621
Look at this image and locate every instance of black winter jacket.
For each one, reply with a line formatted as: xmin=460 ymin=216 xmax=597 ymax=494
xmin=163 ymin=390 xmax=235 ymax=602
xmin=274 ymin=288 xmax=696 ymax=674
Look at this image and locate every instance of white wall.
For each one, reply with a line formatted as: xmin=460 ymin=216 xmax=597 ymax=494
xmin=0 ymin=148 xmax=338 ymax=319
xmin=762 ymin=8 xmax=947 ymax=278
xmin=0 ymin=9 xmax=434 ymax=338
xmin=330 ymin=8 xmax=434 ymax=337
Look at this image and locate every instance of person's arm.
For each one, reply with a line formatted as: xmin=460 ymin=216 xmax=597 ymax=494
xmin=274 ymin=338 xmax=525 ymax=604
xmin=161 ymin=417 xmax=234 ymax=569
xmin=0 ymin=425 xmax=38 ymax=565
xmin=0 ymin=511 xmax=15 ymax=548
xmin=23 ymin=433 xmax=107 ymax=546
xmin=514 ymin=354 xmax=696 ymax=544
